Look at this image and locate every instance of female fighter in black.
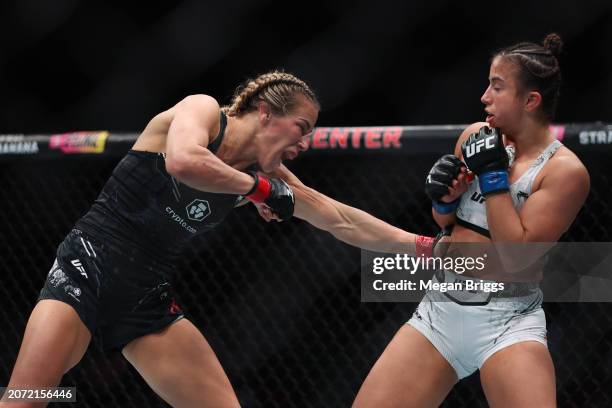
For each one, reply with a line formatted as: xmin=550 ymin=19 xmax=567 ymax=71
xmin=2 ymin=71 xmax=319 ymax=408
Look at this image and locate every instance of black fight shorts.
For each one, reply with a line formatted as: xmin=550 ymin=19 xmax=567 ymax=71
xmin=38 ymin=229 xmax=184 ymax=351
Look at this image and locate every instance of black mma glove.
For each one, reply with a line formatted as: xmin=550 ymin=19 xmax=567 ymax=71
xmin=461 ymin=126 xmax=509 ymax=196
xmin=425 ymin=154 xmax=464 ymax=214
xmin=245 ymin=172 xmax=295 ymax=221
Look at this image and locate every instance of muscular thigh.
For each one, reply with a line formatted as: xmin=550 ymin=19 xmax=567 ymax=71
xmin=353 ymin=324 xmax=457 ymax=408
xmin=480 ymin=341 xmax=556 ymax=408
xmin=122 ymin=318 xmax=240 ymax=408
xmin=1 ymin=300 xmax=91 ymax=406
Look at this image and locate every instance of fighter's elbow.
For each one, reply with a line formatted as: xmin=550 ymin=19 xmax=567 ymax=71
xmin=165 ymin=154 xmax=192 ymax=180
xmin=166 ymin=148 xmax=216 ymax=182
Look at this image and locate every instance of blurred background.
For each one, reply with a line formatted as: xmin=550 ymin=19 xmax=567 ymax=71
xmin=1 ymin=1 xmax=612 ymax=407
xmin=0 ymin=0 xmax=611 ymax=132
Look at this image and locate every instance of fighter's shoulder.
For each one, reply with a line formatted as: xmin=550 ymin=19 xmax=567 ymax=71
xmin=174 ymin=94 xmax=221 ymax=118
xmin=544 ymin=145 xmax=590 ymax=185
xmin=176 ymin=94 xmax=220 ymax=110
xmin=461 ymin=122 xmax=489 ymax=135
xmin=170 ymin=94 xmax=221 ymax=130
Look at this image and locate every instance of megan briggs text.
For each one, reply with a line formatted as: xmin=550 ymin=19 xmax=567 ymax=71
xmin=373 ymin=279 xmax=505 ymax=293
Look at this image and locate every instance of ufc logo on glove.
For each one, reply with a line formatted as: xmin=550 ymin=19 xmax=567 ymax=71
xmin=461 ymin=127 xmax=510 ymax=196
xmin=464 ymin=135 xmax=496 ymax=158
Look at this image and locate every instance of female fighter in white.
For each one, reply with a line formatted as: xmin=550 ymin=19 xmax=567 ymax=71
xmin=262 ymin=33 xmax=589 ymax=407
xmin=353 ymin=33 xmax=589 ymax=408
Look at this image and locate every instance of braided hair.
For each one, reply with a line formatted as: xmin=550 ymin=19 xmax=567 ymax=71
xmin=495 ymin=33 xmax=563 ymax=121
xmin=222 ymin=71 xmax=319 ymax=117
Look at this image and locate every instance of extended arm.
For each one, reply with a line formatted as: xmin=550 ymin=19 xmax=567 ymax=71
xmin=266 ymin=165 xmax=420 ymax=254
